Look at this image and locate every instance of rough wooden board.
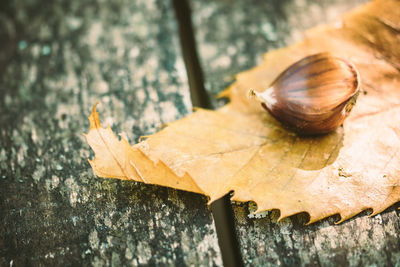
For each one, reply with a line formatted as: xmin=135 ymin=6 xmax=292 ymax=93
xmin=0 ymin=0 xmax=222 ymax=265
xmin=234 ymin=204 xmax=400 ymax=266
xmin=190 ymin=0 xmax=399 ymax=265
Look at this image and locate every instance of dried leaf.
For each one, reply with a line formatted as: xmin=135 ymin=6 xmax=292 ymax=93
xmin=86 ymin=104 xmax=204 ymax=194
xmin=86 ymin=0 xmax=400 ymax=223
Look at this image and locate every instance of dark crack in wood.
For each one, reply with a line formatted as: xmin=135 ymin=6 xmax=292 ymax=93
xmin=172 ymin=0 xmax=244 ymax=266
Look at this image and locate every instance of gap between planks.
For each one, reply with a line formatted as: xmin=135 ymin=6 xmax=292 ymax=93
xmin=171 ymin=0 xmax=244 ymax=266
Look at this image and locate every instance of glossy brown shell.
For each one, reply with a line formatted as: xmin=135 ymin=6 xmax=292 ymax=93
xmin=259 ymin=53 xmax=360 ymax=135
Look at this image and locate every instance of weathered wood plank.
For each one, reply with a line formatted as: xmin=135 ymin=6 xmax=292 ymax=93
xmin=0 ymin=0 xmax=222 ymax=265
xmin=234 ymin=205 xmax=400 ymax=266
xmin=190 ymin=0 xmax=399 ymax=265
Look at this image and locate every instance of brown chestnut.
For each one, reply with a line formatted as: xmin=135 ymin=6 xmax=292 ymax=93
xmin=249 ymin=53 xmax=360 ymax=135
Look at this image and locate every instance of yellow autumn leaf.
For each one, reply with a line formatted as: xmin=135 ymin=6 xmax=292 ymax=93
xmin=85 ymin=0 xmax=400 ymax=223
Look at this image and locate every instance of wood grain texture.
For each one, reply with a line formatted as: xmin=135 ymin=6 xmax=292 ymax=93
xmin=234 ymin=204 xmax=400 ymax=266
xmin=0 ymin=0 xmax=222 ymax=265
xmin=190 ymin=0 xmax=399 ymax=265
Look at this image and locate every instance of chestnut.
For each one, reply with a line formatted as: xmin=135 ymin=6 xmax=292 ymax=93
xmin=249 ymin=53 xmax=360 ymax=135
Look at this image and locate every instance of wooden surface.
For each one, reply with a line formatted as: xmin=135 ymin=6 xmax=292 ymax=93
xmin=191 ymin=0 xmax=400 ymax=266
xmin=0 ymin=0 xmax=222 ymax=266
xmin=2 ymin=0 xmax=400 ymax=266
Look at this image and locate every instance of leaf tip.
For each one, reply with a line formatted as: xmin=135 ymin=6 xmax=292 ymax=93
xmin=138 ymin=135 xmax=149 ymax=142
xmin=277 ymin=214 xmax=287 ymax=222
xmin=334 ymin=215 xmax=347 ymax=224
xmin=88 ymin=158 xmax=94 ymax=167
xmin=305 ymin=215 xmax=318 ymax=225
xmin=118 ymin=133 xmax=128 ymax=142
xmin=368 ymin=208 xmax=379 ymax=218
xmin=216 ymin=87 xmax=231 ymax=99
xmin=89 ymin=102 xmax=101 ymax=130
